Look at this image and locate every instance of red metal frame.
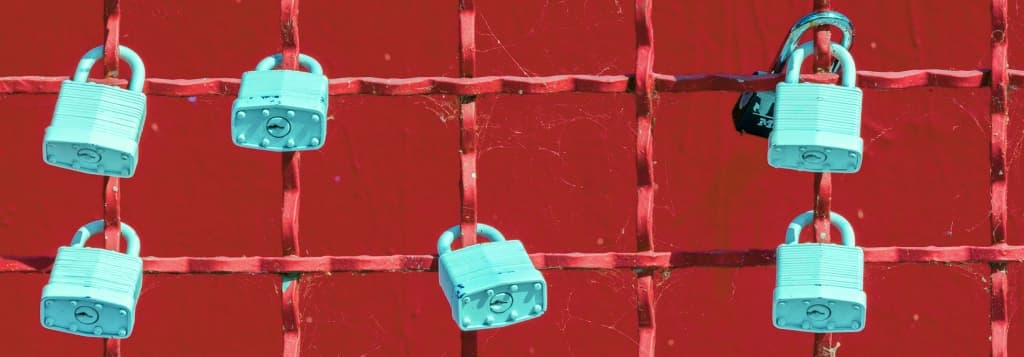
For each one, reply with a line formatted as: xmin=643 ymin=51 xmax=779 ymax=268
xmin=0 ymin=0 xmax=1015 ymax=356
xmin=633 ymin=1 xmax=656 ymax=355
xmin=279 ymin=1 xmax=303 ymax=355
xmin=457 ymin=0 xmax=479 ymax=354
xmin=989 ymin=1 xmax=1010 ymax=356
xmin=101 ymin=1 xmax=122 ymax=355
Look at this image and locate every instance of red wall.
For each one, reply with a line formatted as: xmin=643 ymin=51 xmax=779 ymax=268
xmin=2 ymin=0 xmax=1023 ymax=355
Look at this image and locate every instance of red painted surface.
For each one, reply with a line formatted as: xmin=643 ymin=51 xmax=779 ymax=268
xmin=1 ymin=0 xmax=1023 ymax=356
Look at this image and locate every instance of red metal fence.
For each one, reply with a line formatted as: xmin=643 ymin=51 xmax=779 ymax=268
xmin=0 ymin=0 xmax=1018 ymax=356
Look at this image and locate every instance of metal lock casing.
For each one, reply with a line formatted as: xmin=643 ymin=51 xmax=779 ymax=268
xmin=773 ymin=211 xmax=866 ymax=333
xmin=732 ymin=11 xmax=853 ymax=137
xmin=769 ymin=41 xmax=864 ymax=173
xmin=41 ymin=220 xmax=143 ymax=339
xmin=232 ymin=53 xmax=328 ymax=152
xmin=437 ymin=224 xmax=547 ymax=331
xmin=43 ymin=45 xmax=147 ymax=178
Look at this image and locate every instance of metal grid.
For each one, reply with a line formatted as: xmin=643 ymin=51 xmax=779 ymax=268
xmin=0 ymin=0 xmax=1015 ymax=356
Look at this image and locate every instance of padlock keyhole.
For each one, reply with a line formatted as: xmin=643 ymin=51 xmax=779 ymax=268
xmin=76 ymin=148 xmax=102 ymax=164
xmin=74 ymin=306 xmax=99 ymax=325
xmin=488 ymin=293 xmax=513 ymax=313
xmin=265 ymin=117 xmax=292 ymax=138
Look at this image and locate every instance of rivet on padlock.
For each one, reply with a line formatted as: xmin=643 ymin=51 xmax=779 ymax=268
xmin=732 ymin=11 xmax=853 ymax=138
xmin=768 ymin=40 xmax=863 ymax=173
xmin=43 ymin=45 xmax=147 ymax=178
xmin=41 ymin=220 xmax=144 ymax=339
xmin=773 ymin=211 xmax=866 ymax=333
xmin=436 ymin=224 xmax=547 ymax=331
xmin=232 ymin=53 xmax=328 ymax=152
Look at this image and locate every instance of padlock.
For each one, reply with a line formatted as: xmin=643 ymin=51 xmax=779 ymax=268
xmin=41 ymin=220 xmax=143 ymax=339
xmin=437 ymin=224 xmax=547 ymax=331
xmin=768 ymin=40 xmax=863 ymax=173
xmin=773 ymin=211 xmax=865 ymax=333
xmin=232 ymin=53 xmax=328 ymax=152
xmin=732 ymin=11 xmax=854 ymax=137
xmin=43 ymin=45 xmax=147 ymax=178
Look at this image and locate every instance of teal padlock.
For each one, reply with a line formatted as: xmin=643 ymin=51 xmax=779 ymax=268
xmin=768 ymin=41 xmax=863 ymax=173
xmin=232 ymin=53 xmax=328 ymax=151
xmin=773 ymin=211 xmax=866 ymax=333
xmin=43 ymin=45 xmax=147 ymax=178
xmin=41 ymin=220 xmax=143 ymax=339
xmin=437 ymin=224 xmax=547 ymax=331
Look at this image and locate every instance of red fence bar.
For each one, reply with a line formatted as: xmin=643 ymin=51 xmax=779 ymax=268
xmin=101 ymin=0 xmax=123 ymax=355
xmin=633 ymin=0 xmax=657 ymax=356
xmin=278 ymin=1 xmax=303 ymax=356
xmin=4 ymin=246 xmax=1024 ymax=274
xmin=989 ymin=0 xmax=1010 ymax=356
xmin=457 ymin=0 xmax=479 ymax=355
xmin=4 ymin=69 xmax=1020 ymax=97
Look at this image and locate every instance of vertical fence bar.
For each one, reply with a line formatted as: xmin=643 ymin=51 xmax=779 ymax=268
xmin=457 ymin=0 xmax=479 ymax=355
xmin=810 ymin=1 xmax=835 ymax=355
xmin=634 ymin=0 xmax=656 ymax=356
xmin=102 ymin=0 xmax=123 ymax=356
xmin=279 ymin=1 xmax=303 ymax=356
xmin=989 ymin=0 xmax=1009 ymax=356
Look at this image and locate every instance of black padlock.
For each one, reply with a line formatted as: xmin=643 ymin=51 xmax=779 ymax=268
xmin=732 ymin=11 xmax=854 ymax=137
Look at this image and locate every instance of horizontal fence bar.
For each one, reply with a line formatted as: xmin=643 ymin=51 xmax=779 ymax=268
xmin=0 ymin=69 xmax=1018 ymax=97
xmin=2 ymin=245 xmax=1023 ymax=274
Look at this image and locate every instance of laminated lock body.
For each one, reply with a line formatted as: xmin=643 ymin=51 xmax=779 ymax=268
xmin=773 ymin=243 xmax=866 ymax=333
xmin=232 ymin=70 xmax=329 ymax=152
xmin=731 ymin=71 xmax=777 ymax=137
xmin=41 ymin=246 xmax=143 ymax=339
xmin=768 ymin=82 xmax=864 ymax=173
xmin=43 ymin=81 xmax=147 ymax=178
xmin=438 ymin=240 xmax=547 ymax=331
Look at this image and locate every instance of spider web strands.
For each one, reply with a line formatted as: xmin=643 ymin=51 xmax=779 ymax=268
xmin=1 ymin=69 xmax=1019 ymax=96
xmin=4 ymin=246 xmax=1024 ymax=274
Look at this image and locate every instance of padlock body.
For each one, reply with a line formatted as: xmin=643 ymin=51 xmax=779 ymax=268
xmin=731 ymin=71 xmax=776 ymax=138
xmin=768 ymin=82 xmax=863 ymax=173
xmin=41 ymin=247 xmax=143 ymax=339
xmin=43 ymin=81 xmax=147 ymax=178
xmin=232 ymin=69 xmax=328 ymax=152
xmin=439 ymin=240 xmax=547 ymax=331
xmin=773 ymin=243 xmax=866 ymax=333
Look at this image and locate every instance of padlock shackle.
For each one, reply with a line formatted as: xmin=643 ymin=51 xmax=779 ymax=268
xmin=72 ymin=45 xmax=146 ymax=92
xmin=69 ymin=219 xmax=141 ymax=257
xmin=437 ymin=223 xmax=507 ymax=256
xmin=255 ymin=53 xmax=324 ymax=75
xmin=784 ymin=41 xmax=856 ymax=87
xmin=784 ymin=210 xmax=855 ymax=246
xmin=771 ymin=10 xmax=854 ymax=73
